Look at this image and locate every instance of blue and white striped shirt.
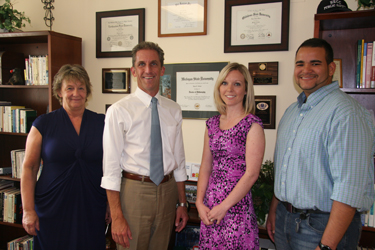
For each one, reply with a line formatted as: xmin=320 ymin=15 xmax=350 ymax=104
xmin=274 ymin=81 xmax=375 ymax=212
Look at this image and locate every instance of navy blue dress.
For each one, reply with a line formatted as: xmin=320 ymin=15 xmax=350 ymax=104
xmin=32 ymin=108 xmax=107 ymax=250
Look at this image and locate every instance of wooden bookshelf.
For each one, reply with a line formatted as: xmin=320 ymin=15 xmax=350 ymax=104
xmin=314 ymin=10 xmax=375 ymax=248
xmin=0 ymin=30 xmax=82 ymax=249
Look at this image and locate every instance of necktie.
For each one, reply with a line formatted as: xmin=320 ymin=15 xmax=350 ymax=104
xmin=150 ymin=97 xmax=164 ymax=185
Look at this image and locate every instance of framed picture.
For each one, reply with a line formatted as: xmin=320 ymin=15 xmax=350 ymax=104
xmin=96 ymin=9 xmax=145 ymax=58
xmin=158 ymin=0 xmax=207 ymax=37
xmin=254 ymin=95 xmax=276 ymax=129
xmin=105 ymin=104 xmax=112 ymax=112
xmin=333 ymin=59 xmax=343 ymax=88
xmin=224 ymin=0 xmax=290 ymax=53
xmin=185 ymin=184 xmax=197 ymax=204
xmin=161 ymin=62 xmax=228 ymax=119
xmin=102 ymin=68 xmax=131 ymax=93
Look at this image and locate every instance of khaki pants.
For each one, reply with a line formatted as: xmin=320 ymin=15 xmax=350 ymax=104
xmin=117 ymin=176 xmax=178 ymax=250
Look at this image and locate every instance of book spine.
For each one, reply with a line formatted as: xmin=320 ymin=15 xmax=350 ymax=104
xmin=359 ymin=40 xmax=365 ymax=88
xmin=372 ymin=41 xmax=375 ymax=88
xmin=365 ymin=43 xmax=373 ymax=89
xmin=356 ymin=40 xmax=362 ymax=88
xmin=362 ymin=42 xmax=367 ymax=88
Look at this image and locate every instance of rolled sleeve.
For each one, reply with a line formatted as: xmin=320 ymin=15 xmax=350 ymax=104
xmin=329 ymin=109 xmax=375 ymax=211
xmin=101 ymin=105 xmax=127 ymax=192
xmin=172 ymin=112 xmax=187 ymax=183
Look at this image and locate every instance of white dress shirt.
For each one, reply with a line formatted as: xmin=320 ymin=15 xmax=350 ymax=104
xmin=101 ymin=87 xmax=187 ymax=192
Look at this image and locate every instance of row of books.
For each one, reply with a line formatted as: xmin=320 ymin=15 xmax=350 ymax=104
xmin=0 ymin=102 xmax=37 ymax=133
xmin=11 ymin=149 xmax=25 ymax=179
xmin=357 ymin=40 xmax=375 ymax=89
xmin=24 ymin=55 xmax=49 ymax=85
xmin=362 ymin=184 xmax=375 ymax=229
xmin=7 ymin=235 xmax=33 ymax=250
xmin=0 ymin=180 xmax=21 ymax=224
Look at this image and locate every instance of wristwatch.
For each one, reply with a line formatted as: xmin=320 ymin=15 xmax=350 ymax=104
xmin=176 ymin=201 xmax=190 ymax=211
xmin=319 ymin=241 xmax=332 ymax=250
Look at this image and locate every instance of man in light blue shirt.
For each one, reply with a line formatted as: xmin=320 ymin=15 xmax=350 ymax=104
xmin=266 ymin=38 xmax=375 ymax=250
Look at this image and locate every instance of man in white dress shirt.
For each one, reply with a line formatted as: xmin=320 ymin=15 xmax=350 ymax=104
xmin=101 ymin=41 xmax=188 ymax=250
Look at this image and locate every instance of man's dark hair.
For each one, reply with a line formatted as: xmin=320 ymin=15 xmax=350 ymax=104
xmin=296 ymin=38 xmax=334 ymax=64
xmin=132 ymin=41 xmax=165 ymax=67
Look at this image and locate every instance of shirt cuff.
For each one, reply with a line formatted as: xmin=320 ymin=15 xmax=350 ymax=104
xmin=101 ymin=176 xmax=121 ymax=192
xmin=173 ymin=167 xmax=187 ymax=182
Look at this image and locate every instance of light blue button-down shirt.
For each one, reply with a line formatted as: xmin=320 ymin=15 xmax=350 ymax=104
xmin=274 ymin=81 xmax=375 ymax=212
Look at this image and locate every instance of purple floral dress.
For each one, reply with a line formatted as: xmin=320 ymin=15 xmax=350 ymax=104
xmin=199 ymin=114 xmax=262 ymax=250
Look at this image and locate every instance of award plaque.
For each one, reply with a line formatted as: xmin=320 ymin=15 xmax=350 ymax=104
xmin=249 ymin=62 xmax=278 ymax=85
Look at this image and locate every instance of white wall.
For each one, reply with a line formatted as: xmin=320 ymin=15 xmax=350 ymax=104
xmin=10 ymin=0 xmax=359 ymax=164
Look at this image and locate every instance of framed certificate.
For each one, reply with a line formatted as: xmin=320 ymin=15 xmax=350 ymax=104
xmin=333 ymin=59 xmax=343 ymax=88
xmin=96 ymin=9 xmax=145 ymax=58
xmin=158 ymin=0 xmax=207 ymax=37
xmin=224 ymin=0 xmax=290 ymax=53
xmin=102 ymin=68 xmax=131 ymax=93
xmin=161 ymin=62 xmax=228 ymax=119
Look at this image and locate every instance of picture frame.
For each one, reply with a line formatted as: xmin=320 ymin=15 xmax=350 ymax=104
xmin=96 ymin=9 xmax=145 ymax=58
xmin=224 ymin=0 xmax=290 ymax=53
xmin=254 ymin=95 xmax=276 ymax=129
xmin=158 ymin=0 xmax=207 ymax=37
xmin=333 ymin=59 xmax=343 ymax=88
xmin=161 ymin=62 xmax=228 ymax=119
xmin=185 ymin=184 xmax=197 ymax=204
xmin=102 ymin=68 xmax=131 ymax=93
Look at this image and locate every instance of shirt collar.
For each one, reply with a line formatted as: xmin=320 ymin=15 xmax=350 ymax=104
xmin=135 ymin=87 xmax=161 ymax=108
xmin=297 ymin=81 xmax=339 ymax=108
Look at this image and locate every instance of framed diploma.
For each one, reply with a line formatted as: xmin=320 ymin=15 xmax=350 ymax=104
xmin=158 ymin=0 xmax=207 ymax=37
xmin=224 ymin=0 xmax=290 ymax=53
xmin=102 ymin=68 xmax=131 ymax=93
xmin=161 ymin=62 xmax=228 ymax=119
xmin=254 ymin=95 xmax=276 ymax=129
xmin=96 ymin=9 xmax=145 ymax=58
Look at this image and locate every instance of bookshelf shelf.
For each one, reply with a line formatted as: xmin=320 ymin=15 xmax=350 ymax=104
xmin=0 ymin=221 xmax=23 ymax=229
xmin=0 ymin=175 xmax=20 ymax=182
xmin=314 ymin=10 xmax=375 ymax=248
xmin=0 ymin=85 xmax=48 ymax=89
xmin=0 ymin=30 xmax=82 ymax=249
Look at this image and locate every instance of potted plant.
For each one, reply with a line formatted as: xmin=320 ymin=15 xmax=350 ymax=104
xmin=251 ymin=160 xmax=274 ymax=225
xmin=0 ymin=0 xmax=30 ymax=32
xmin=357 ymin=0 xmax=375 ymax=9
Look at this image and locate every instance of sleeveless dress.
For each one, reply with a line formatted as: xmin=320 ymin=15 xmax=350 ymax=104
xmin=32 ymin=108 xmax=107 ymax=250
xmin=199 ymin=114 xmax=262 ymax=250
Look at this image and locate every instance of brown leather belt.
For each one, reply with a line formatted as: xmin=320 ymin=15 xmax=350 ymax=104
xmin=122 ymin=171 xmax=173 ymax=184
xmin=281 ymin=201 xmax=329 ymax=214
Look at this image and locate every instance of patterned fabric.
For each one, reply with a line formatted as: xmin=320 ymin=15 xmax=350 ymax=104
xmin=199 ymin=114 xmax=262 ymax=250
xmin=274 ymin=81 xmax=375 ymax=212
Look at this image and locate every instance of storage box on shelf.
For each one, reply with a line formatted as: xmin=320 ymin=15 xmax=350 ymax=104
xmin=314 ymin=10 xmax=375 ymax=248
xmin=0 ymin=31 xmax=82 ymax=250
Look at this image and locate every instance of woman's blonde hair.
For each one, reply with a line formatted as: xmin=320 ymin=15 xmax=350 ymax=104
xmin=213 ymin=62 xmax=255 ymax=115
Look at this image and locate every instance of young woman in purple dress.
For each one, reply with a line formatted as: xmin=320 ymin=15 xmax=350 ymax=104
xmin=196 ymin=62 xmax=265 ymax=249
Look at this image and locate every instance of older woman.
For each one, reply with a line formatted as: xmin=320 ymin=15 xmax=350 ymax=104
xmin=21 ymin=64 xmax=108 ymax=250
xmin=196 ymin=63 xmax=265 ymax=249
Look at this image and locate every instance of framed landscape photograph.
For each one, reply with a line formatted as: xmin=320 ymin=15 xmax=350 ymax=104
xmin=102 ymin=68 xmax=131 ymax=93
xmin=158 ymin=0 xmax=207 ymax=37
xmin=96 ymin=9 xmax=145 ymax=58
xmin=224 ymin=0 xmax=290 ymax=53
